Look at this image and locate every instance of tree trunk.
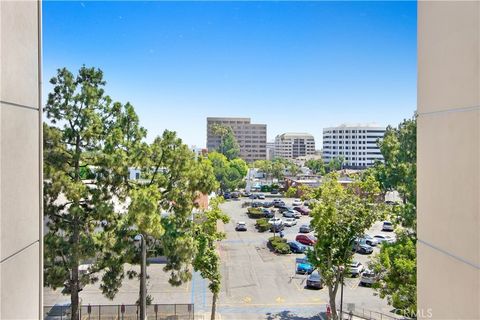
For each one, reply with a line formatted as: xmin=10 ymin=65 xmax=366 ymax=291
xmin=328 ymin=285 xmax=338 ymax=320
xmin=71 ymin=227 xmax=80 ymax=320
xmin=210 ymin=292 xmax=218 ymax=320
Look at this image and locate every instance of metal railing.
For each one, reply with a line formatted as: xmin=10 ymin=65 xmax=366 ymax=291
xmin=43 ymin=303 xmax=194 ymax=320
xmin=339 ymin=307 xmax=408 ymax=320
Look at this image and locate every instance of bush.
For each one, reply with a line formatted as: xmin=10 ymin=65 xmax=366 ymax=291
xmin=255 ymin=218 xmax=270 ymax=232
xmin=285 ymin=186 xmax=298 ymax=198
xmin=268 ymin=236 xmax=291 ymax=254
xmin=247 ymin=207 xmax=264 ymax=219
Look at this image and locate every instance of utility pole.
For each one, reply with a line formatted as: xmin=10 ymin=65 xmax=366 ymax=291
xmin=135 ymin=234 xmax=147 ymax=320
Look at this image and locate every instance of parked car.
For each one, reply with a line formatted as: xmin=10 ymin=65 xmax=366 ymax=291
xmin=294 ymin=206 xmax=310 ymax=215
xmin=270 ymin=189 xmax=279 ymax=194
xmin=353 ymin=241 xmax=373 ymax=254
xmin=257 ymin=193 xmax=266 ymax=200
xmin=241 ymin=190 xmax=251 ymax=197
xmin=231 ymin=192 xmax=240 ymax=199
xmin=45 ymin=302 xmax=72 ymax=320
xmin=274 ymin=200 xmax=286 ymax=208
xmin=278 ymin=205 xmax=294 ymax=213
xmin=296 ymin=234 xmax=317 ymax=246
xmin=360 ymin=269 xmax=377 ymax=286
xmin=292 ymin=199 xmax=302 ymax=206
xmin=263 ymin=209 xmax=274 ymax=218
xmin=296 ymin=257 xmax=314 ymax=274
xmin=362 ymin=234 xmax=379 ymax=246
xmin=349 ymin=261 xmax=365 ymax=277
xmin=284 ymin=217 xmax=297 ymax=227
xmin=306 ymin=270 xmax=323 ymax=289
xmin=382 ymin=221 xmax=394 ymax=232
xmin=262 ymin=201 xmax=274 ymax=208
xmin=374 ymin=234 xmax=395 ymax=244
xmin=288 ymin=241 xmax=306 ymax=253
xmin=235 ymin=222 xmax=247 ymax=231
xmin=268 ymin=217 xmax=283 ymax=226
xmin=282 ymin=209 xmax=296 ymax=218
xmin=271 ymin=223 xmax=285 ymax=232
xmin=299 ymin=224 xmax=311 ymax=233
xmin=223 ymin=192 xmax=231 ymax=200
xmin=251 ymin=201 xmax=263 ymax=208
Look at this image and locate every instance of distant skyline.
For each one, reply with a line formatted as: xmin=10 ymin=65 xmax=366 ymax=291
xmin=43 ymin=1 xmax=417 ymax=147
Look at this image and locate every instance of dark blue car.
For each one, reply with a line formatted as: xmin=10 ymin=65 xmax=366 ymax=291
xmin=288 ymin=241 xmax=307 ymax=253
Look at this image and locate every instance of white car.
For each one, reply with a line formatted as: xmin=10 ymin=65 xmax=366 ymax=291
xmin=374 ymin=234 xmax=395 ymax=244
xmin=382 ymin=221 xmax=394 ymax=231
xmin=284 ymin=218 xmax=297 ymax=227
xmin=292 ymin=199 xmax=302 ymax=206
xmin=349 ymin=261 xmax=364 ymax=277
xmin=362 ymin=234 xmax=379 ymax=246
xmin=360 ymin=269 xmax=377 ymax=286
xmin=268 ymin=217 xmax=283 ymax=226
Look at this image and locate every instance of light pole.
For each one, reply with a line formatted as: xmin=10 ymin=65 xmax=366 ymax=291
xmin=339 ymin=266 xmax=345 ymax=320
xmin=135 ymin=234 xmax=147 ymax=320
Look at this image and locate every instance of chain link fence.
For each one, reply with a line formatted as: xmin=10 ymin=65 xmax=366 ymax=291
xmin=43 ymin=303 xmax=194 ymax=320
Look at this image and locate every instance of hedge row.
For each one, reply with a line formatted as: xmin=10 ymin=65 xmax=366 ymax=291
xmin=247 ymin=207 xmax=265 ymax=219
xmin=268 ymin=236 xmax=291 ymax=254
xmin=255 ymin=218 xmax=270 ymax=232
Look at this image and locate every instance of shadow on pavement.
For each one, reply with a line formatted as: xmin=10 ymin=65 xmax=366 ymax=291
xmin=265 ymin=310 xmax=326 ymax=320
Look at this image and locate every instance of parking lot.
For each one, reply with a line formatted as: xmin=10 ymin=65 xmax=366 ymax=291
xmin=44 ymin=195 xmax=398 ymax=320
xmin=214 ymin=196 xmax=396 ymax=319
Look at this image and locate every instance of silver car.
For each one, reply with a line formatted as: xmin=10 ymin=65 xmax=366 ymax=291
xmin=360 ymin=269 xmax=377 ymax=286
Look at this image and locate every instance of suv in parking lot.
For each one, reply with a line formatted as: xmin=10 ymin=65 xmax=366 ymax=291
xmin=306 ymin=270 xmax=323 ymax=289
xmin=349 ymin=261 xmax=364 ymax=277
xmin=299 ymin=224 xmax=311 ymax=233
xmin=360 ymin=269 xmax=377 ymax=286
xmin=296 ymin=257 xmax=314 ymax=274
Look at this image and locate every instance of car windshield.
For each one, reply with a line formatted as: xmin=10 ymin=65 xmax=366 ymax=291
xmin=309 ymin=271 xmax=320 ymax=280
xmin=384 ymin=222 xmax=392 ymax=225
xmin=48 ymin=306 xmax=68 ymax=316
xmin=350 ymin=262 xmax=359 ymax=267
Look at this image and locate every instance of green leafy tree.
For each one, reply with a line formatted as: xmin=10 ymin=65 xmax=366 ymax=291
xmin=308 ymin=173 xmax=383 ymax=320
xmin=193 ymin=198 xmax=230 ymax=320
xmin=43 ymin=67 xmax=143 ymax=318
xmin=285 ymin=186 xmax=298 ymax=198
xmin=305 ymin=159 xmax=326 ymax=175
xmin=127 ymin=131 xmax=219 ymax=288
xmin=370 ymin=116 xmax=417 ymax=314
xmin=208 ymin=152 xmax=247 ymax=192
xmin=327 ymin=156 xmax=344 ymax=172
xmin=211 ymin=123 xmax=240 ymax=160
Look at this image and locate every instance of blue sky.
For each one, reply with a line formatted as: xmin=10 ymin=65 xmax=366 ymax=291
xmin=43 ymin=1 xmax=417 ymax=147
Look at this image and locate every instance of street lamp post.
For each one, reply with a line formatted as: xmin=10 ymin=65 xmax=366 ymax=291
xmin=135 ymin=234 xmax=147 ymax=320
xmin=339 ymin=267 xmax=345 ymax=320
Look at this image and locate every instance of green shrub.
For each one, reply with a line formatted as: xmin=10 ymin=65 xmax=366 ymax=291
xmin=247 ymin=207 xmax=264 ymax=219
xmin=256 ymin=218 xmax=270 ymax=232
xmin=268 ymin=236 xmax=291 ymax=254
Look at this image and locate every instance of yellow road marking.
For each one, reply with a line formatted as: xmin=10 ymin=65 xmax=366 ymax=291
xmin=214 ymin=301 xmax=326 ymax=308
xmin=275 ymin=296 xmax=285 ymax=303
xmin=243 ymin=296 xmax=252 ymax=304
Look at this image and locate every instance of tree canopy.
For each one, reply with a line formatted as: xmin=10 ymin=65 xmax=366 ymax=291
xmin=211 ymin=123 xmax=240 ymax=160
xmin=208 ymin=152 xmax=248 ymax=192
xmin=308 ymin=172 xmax=383 ymax=320
xmin=370 ymin=116 xmax=417 ymax=315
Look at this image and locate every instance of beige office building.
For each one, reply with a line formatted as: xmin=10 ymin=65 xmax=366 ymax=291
xmin=274 ymin=132 xmax=316 ymax=159
xmin=0 ymin=0 xmax=43 ymax=318
xmin=417 ymin=1 xmax=480 ymax=319
xmin=206 ymin=117 xmax=267 ymax=162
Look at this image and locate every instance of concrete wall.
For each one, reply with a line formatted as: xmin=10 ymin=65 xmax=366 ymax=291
xmin=417 ymin=1 xmax=480 ymax=319
xmin=0 ymin=0 xmax=42 ymax=318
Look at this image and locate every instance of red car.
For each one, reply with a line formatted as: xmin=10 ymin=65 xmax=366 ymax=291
xmin=296 ymin=234 xmax=317 ymax=246
xmin=294 ymin=206 xmax=311 ymax=215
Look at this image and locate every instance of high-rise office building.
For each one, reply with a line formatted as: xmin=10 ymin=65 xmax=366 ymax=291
xmin=206 ymin=117 xmax=267 ymax=162
xmin=274 ymin=133 xmax=316 ymax=159
xmin=266 ymin=141 xmax=275 ymax=160
xmin=322 ymin=124 xmax=386 ymax=168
